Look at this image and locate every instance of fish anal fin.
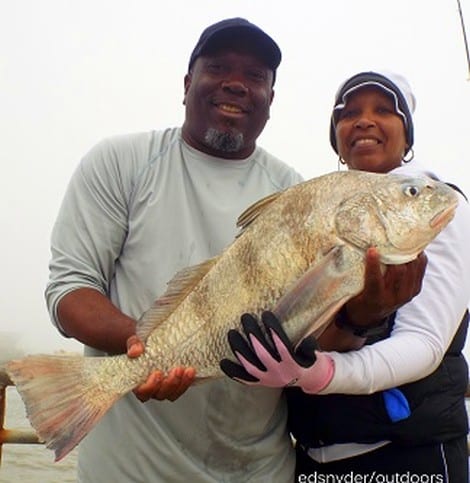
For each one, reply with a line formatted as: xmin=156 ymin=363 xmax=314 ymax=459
xmin=137 ymin=257 xmax=218 ymax=341
xmin=236 ymin=191 xmax=283 ymax=232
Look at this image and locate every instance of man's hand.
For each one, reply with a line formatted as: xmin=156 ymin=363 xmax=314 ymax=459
xmin=126 ymin=335 xmax=196 ymax=402
xmin=344 ymin=247 xmax=427 ymax=327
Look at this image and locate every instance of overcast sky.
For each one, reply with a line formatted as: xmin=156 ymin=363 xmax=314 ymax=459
xmin=1 ymin=0 xmax=469 ymax=359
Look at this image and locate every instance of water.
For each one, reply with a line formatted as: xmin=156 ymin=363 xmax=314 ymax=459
xmin=0 ymin=387 xmax=77 ymax=483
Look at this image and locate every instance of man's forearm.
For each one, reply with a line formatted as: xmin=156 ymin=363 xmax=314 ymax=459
xmin=57 ymin=287 xmax=137 ymax=354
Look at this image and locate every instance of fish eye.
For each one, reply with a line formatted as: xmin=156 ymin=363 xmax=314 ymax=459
xmin=403 ymin=184 xmax=421 ymax=197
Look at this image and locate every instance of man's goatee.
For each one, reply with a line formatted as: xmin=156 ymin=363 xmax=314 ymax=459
xmin=204 ymin=128 xmax=244 ymax=153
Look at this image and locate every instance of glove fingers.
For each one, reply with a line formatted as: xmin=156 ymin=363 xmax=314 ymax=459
xmin=261 ymin=311 xmax=294 ymax=358
xmin=227 ymin=329 xmax=265 ymax=370
xmin=261 ymin=311 xmax=319 ymax=368
xmin=219 ymin=358 xmax=259 ymax=383
xmin=241 ymin=313 xmax=267 ymax=342
xmin=297 ymin=335 xmax=320 ymax=352
xmin=295 ymin=336 xmax=319 ymax=367
xmin=241 ymin=312 xmax=280 ymax=361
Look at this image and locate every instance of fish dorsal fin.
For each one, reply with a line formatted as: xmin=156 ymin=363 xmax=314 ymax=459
xmin=136 ymin=257 xmax=218 ymax=341
xmin=236 ymin=191 xmax=282 ymax=231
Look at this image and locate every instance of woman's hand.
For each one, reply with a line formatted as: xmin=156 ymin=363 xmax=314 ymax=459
xmin=344 ymin=247 xmax=427 ymax=326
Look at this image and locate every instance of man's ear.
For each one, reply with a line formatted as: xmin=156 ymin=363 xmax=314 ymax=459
xmin=270 ymin=89 xmax=275 ymax=106
xmin=183 ymin=73 xmax=191 ymax=105
xmin=266 ymin=89 xmax=275 ymax=120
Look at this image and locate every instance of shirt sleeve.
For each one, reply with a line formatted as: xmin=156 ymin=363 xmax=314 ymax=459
xmin=322 ymin=175 xmax=470 ymax=394
xmin=45 ymin=137 xmax=135 ymax=332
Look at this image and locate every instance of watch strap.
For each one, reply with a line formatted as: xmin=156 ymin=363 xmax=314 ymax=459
xmin=335 ymin=305 xmax=391 ymax=337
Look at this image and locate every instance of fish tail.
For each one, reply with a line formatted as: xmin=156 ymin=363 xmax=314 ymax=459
xmin=6 ymin=354 xmax=127 ymax=461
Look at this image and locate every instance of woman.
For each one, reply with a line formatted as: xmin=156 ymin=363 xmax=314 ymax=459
xmin=287 ymin=71 xmax=470 ymax=480
xmin=221 ymin=71 xmax=470 ymax=480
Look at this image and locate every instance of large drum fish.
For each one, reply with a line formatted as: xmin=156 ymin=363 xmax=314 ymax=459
xmin=4 ymin=170 xmax=458 ymax=461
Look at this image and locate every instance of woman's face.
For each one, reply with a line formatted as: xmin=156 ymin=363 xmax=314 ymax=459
xmin=335 ymin=87 xmax=408 ymax=173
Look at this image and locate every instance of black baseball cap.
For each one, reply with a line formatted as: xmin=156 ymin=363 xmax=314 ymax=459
xmin=188 ymin=18 xmax=282 ymax=83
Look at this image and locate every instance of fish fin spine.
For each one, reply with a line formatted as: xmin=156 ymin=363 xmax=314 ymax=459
xmin=236 ymin=191 xmax=283 ymax=231
xmin=136 ymin=257 xmax=218 ymax=341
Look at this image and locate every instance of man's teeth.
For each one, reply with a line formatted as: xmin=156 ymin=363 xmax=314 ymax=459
xmin=219 ymin=104 xmax=242 ymax=113
xmin=355 ymin=138 xmax=378 ymax=146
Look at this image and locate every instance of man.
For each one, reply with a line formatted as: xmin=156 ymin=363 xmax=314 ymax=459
xmin=46 ymin=18 xmax=425 ymax=482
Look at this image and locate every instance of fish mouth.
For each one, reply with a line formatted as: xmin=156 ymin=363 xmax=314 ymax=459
xmin=380 ymin=250 xmax=421 ymax=265
xmin=430 ymin=202 xmax=457 ymax=230
xmin=379 ymin=202 xmax=458 ymax=265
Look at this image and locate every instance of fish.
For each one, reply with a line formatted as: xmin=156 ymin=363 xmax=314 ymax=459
xmin=4 ymin=170 xmax=458 ymax=461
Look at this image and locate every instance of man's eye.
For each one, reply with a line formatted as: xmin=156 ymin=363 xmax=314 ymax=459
xmin=248 ymin=70 xmax=266 ymax=81
xmin=207 ymin=63 xmax=222 ymax=71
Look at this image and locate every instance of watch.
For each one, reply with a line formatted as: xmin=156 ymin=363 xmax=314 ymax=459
xmin=335 ymin=305 xmax=391 ymax=338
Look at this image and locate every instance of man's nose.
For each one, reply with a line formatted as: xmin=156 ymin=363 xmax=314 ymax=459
xmin=221 ymin=79 xmax=249 ymax=95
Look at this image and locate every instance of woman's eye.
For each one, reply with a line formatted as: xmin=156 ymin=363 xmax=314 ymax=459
xmin=377 ymin=106 xmax=393 ymax=114
xmin=339 ymin=108 xmax=358 ymax=120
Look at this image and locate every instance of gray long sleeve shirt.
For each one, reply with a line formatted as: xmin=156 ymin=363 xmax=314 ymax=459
xmin=46 ymin=127 xmax=303 ymax=482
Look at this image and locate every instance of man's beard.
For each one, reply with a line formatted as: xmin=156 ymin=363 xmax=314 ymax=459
xmin=204 ymin=128 xmax=244 ymax=153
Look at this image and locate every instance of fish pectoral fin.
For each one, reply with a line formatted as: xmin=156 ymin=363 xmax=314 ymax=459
xmin=136 ymin=257 xmax=219 ymax=341
xmin=236 ymin=191 xmax=283 ymax=232
xmin=293 ymin=299 xmax=348 ymax=349
xmin=273 ymin=246 xmax=358 ymax=339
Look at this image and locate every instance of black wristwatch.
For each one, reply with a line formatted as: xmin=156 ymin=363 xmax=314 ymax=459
xmin=335 ymin=305 xmax=391 ymax=338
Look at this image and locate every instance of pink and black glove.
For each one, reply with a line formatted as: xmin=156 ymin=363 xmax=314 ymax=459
xmin=220 ymin=311 xmax=334 ymax=394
